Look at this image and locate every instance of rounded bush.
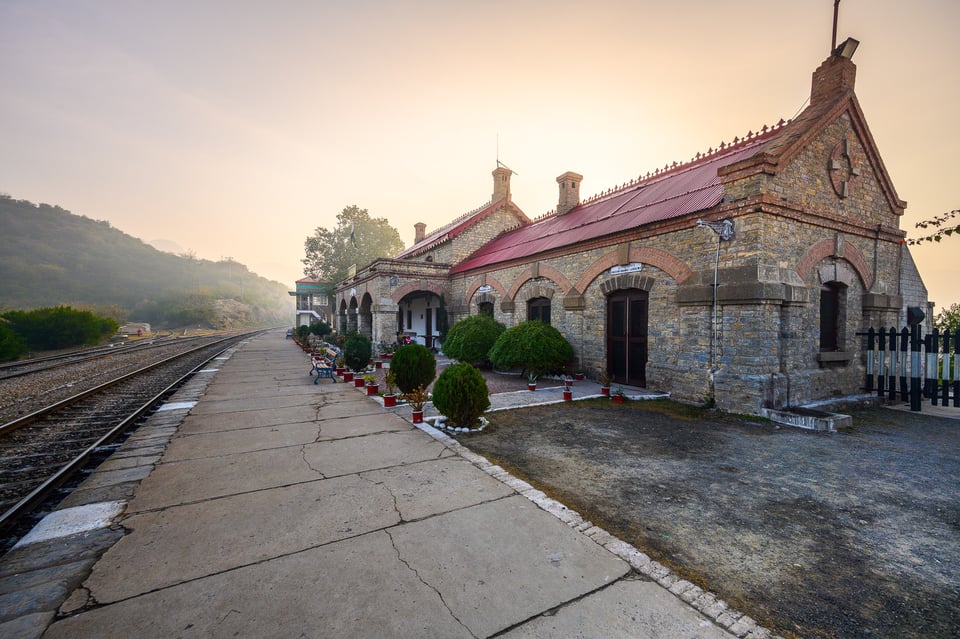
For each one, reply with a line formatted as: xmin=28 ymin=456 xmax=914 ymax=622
xmin=442 ymin=314 xmax=505 ymax=365
xmin=295 ymin=325 xmax=310 ymax=341
xmin=343 ymin=333 xmax=372 ymax=372
xmin=309 ymin=320 xmax=332 ymax=337
xmin=432 ymin=363 xmax=490 ymax=428
xmin=488 ymin=320 xmax=574 ymax=378
xmin=390 ymin=342 xmax=436 ymax=394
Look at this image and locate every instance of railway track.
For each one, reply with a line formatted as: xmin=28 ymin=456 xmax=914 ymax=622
xmin=0 ymin=331 xmax=260 ymax=550
xmin=0 ymin=333 xmax=182 ymax=381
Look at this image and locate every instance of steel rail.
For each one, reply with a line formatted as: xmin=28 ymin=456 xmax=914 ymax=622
xmin=0 ymin=334 xmax=186 ymax=381
xmin=0 ymin=332 xmax=259 ymax=534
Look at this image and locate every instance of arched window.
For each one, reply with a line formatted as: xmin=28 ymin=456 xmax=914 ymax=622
xmin=819 ymin=282 xmax=847 ymax=352
xmin=527 ymin=297 xmax=551 ymax=325
xmin=478 ymin=301 xmax=494 ymax=317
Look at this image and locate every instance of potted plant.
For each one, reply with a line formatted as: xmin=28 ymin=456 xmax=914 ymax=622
xmin=599 ymin=370 xmax=613 ymax=396
xmin=335 ymin=356 xmax=346 ymax=377
xmin=563 ymin=386 xmax=573 ymax=401
xmin=574 ymin=369 xmax=585 ymax=381
xmin=363 ymin=374 xmax=378 ymax=396
xmin=404 ymin=384 xmax=430 ymax=424
xmin=613 ymin=385 xmax=626 ymax=404
xmin=382 ymin=371 xmax=398 ymax=407
xmin=563 ymin=375 xmax=574 ymax=388
xmin=527 ymin=372 xmax=538 ymax=391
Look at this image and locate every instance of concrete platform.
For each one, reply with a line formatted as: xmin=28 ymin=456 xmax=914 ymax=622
xmin=0 ymin=331 xmax=755 ymax=639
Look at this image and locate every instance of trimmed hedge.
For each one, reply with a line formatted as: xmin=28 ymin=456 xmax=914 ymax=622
xmin=487 ymin=320 xmax=573 ymax=377
xmin=441 ymin=314 xmax=505 ymax=365
xmin=432 ymin=362 xmax=490 ymax=428
xmin=390 ymin=342 xmax=436 ymax=394
xmin=343 ymin=333 xmax=372 ymax=372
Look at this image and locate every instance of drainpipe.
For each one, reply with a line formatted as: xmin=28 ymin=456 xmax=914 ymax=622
xmin=696 ymin=219 xmax=735 ymax=397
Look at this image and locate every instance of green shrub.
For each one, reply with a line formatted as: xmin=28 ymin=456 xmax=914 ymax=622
xmin=390 ymin=342 xmax=436 ymax=394
xmin=343 ymin=333 xmax=372 ymax=371
xmin=442 ymin=314 xmax=505 ymax=365
xmin=432 ymin=363 xmax=490 ymax=428
xmin=309 ymin=320 xmax=332 ymax=337
xmin=0 ymin=322 xmax=27 ymax=362
xmin=1 ymin=306 xmax=118 ymax=350
xmin=295 ymin=325 xmax=310 ymax=341
xmin=488 ymin=320 xmax=573 ymax=378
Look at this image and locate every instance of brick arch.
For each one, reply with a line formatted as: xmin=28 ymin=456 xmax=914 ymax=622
xmin=516 ymin=284 xmax=556 ymax=305
xmin=391 ymin=281 xmax=448 ymax=304
xmin=574 ymin=247 xmax=693 ymax=294
xmin=599 ymin=274 xmax=657 ymax=296
xmin=506 ymin=264 xmax=574 ymax=301
xmin=797 ymin=238 xmax=872 ymax=289
xmin=465 ymin=275 xmax=508 ymax=306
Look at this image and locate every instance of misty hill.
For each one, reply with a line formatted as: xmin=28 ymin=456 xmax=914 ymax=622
xmin=0 ymin=194 xmax=293 ymax=328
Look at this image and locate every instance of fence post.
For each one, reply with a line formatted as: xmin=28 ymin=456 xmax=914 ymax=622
xmin=943 ymin=330 xmax=952 ymax=407
xmin=954 ymin=329 xmax=960 ymax=408
xmin=887 ymin=327 xmax=897 ymax=401
xmin=878 ymin=328 xmax=886 ymax=399
xmin=865 ymin=327 xmax=875 ymax=392
xmin=899 ymin=326 xmax=909 ymax=401
xmin=925 ymin=329 xmax=939 ymax=406
xmin=910 ymin=324 xmax=922 ymax=412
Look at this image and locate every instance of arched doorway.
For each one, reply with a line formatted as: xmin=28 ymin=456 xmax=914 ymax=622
xmin=607 ymin=289 xmax=648 ymax=387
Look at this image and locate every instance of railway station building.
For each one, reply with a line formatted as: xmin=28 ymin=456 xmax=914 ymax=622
xmin=332 ymin=45 xmax=931 ymax=414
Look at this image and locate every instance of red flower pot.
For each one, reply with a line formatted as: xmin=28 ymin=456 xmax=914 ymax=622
xmin=563 ymin=389 xmax=572 ymax=401
xmin=528 ymin=383 xmax=537 ymax=391
xmin=411 ymin=410 xmax=424 ymax=424
xmin=601 ymin=386 xmax=610 ymax=396
xmin=375 ymin=360 xmax=383 ymax=369
xmin=613 ymin=395 xmax=625 ymax=404
xmin=383 ymin=394 xmax=397 ymax=407
xmin=574 ymin=373 xmax=584 ymax=381
xmin=354 ymin=377 xmax=365 ymax=388
xmin=366 ymin=384 xmax=378 ymax=396
xmin=342 ymin=372 xmax=353 ymax=382
xmin=564 ymin=379 xmax=573 ymax=387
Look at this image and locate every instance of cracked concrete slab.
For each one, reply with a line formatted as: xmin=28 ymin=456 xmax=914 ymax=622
xmin=44 ymin=532 xmax=474 ymax=639
xmin=176 ymin=404 xmax=320 ymax=434
xmin=360 ymin=456 xmax=515 ymax=522
xmin=86 ymin=475 xmax=400 ymax=603
xmin=188 ymin=393 xmax=319 ymax=414
xmin=311 ymin=398 xmax=388 ymax=420
xmin=302 ymin=429 xmax=454 ymax=477
xmin=499 ymin=579 xmax=733 ymax=638
xmin=163 ymin=421 xmax=322 ymax=459
xmin=387 ymin=494 xmax=631 ymax=637
xmin=313 ymin=412 xmax=412 ymax=440
xmin=126 ymin=445 xmax=321 ymax=512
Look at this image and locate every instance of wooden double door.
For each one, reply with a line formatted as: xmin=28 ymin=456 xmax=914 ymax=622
xmin=607 ymin=289 xmax=648 ymax=387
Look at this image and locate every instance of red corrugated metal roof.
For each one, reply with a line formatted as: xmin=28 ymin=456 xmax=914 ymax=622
xmin=450 ymin=131 xmax=778 ymax=274
xmin=395 ymin=197 xmax=528 ymax=260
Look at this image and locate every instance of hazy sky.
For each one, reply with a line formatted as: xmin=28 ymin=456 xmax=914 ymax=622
xmin=2 ymin=0 xmax=957 ymax=309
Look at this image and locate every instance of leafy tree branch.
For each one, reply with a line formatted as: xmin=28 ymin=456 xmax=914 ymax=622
xmin=907 ymin=209 xmax=960 ymax=245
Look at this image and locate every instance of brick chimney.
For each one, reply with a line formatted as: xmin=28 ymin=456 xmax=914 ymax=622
xmin=492 ymin=166 xmax=512 ymax=202
xmin=414 ymin=222 xmax=426 ymax=243
xmin=810 ymin=39 xmax=858 ymax=106
xmin=556 ymin=171 xmax=583 ymax=215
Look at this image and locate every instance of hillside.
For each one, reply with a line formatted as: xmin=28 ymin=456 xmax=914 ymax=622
xmin=0 ymin=194 xmax=293 ymax=328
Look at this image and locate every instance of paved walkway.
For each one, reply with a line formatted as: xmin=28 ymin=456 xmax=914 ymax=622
xmin=1 ymin=331 xmax=766 ymax=638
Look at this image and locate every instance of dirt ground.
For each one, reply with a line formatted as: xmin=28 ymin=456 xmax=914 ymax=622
xmin=456 ymin=398 xmax=959 ymax=639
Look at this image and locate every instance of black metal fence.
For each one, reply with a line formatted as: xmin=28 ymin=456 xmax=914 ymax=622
xmin=862 ymin=326 xmax=959 ymax=411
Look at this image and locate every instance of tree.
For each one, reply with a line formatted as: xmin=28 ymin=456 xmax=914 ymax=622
xmin=935 ymin=303 xmax=960 ymax=335
xmin=442 ymin=314 xmax=505 ymax=365
xmin=302 ymin=206 xmax=405 ymax=284
xmin=907 ymin=209 xmax=960 ymax=245
xmin=487 ymin=320 xmax=574 ymax=378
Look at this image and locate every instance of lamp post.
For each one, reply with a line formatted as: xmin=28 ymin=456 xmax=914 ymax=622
xmin=696 ymin=219 xmax=735 ymax=381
